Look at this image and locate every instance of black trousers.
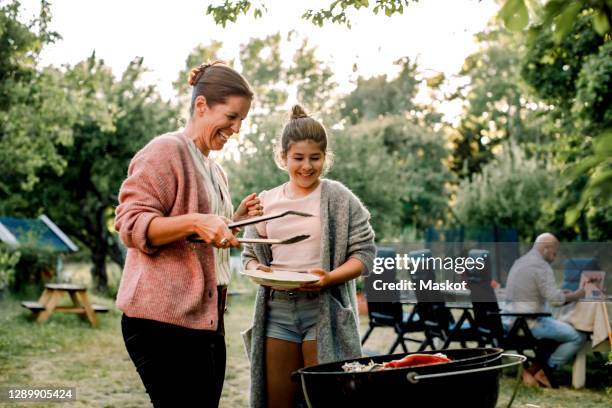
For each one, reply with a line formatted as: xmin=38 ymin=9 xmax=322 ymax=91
xmin=121 ymin=289 xmax=227 ymax=408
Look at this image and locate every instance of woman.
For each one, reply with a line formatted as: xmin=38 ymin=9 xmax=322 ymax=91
xmin=242 ymin=105 xmax=376 ymax=408
xmin=115 ymin=61 xmax=262 ymax=407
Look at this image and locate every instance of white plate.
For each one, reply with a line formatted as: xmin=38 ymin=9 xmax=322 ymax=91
xmin=240 ymin=269 xmax=318 ymax=289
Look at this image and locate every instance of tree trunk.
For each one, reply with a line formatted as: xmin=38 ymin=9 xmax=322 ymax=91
xmin=108 ymin=236 xmax=126 ymax=269
xmin=91 ymin=244 xmax=109 ymax=292
xmin=89 ymin=205 xmax=110 ymax=292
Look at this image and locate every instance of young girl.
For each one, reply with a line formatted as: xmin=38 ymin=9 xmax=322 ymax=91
xmin=242 ymin=105 xmax=376 ymax=408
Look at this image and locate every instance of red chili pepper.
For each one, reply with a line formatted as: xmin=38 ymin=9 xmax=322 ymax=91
xmin=383 ymin=353 xmax=451 ymax=369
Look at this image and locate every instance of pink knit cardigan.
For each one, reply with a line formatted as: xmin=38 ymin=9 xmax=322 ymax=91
xmin=115 ymin=131 xmax=220 ymax=330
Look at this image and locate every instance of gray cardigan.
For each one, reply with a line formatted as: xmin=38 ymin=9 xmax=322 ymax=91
xmin=241 ymin=179 xmax=376 ymax=408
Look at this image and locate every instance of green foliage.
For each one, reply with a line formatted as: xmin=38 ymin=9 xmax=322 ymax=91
xmin=519 ymin=13 xmax=611 ymax=239
xmin=287 ymin=35 xmax=337 ymax=113
xmin=0 ymin=244 xmax=20 ymax=291
xmin=340 ymin=57 xmax=419 ymax=125
xmin=303 ymin=0 xmax=414 ymax=28
xmin=450 ymin=27 xmax=547 ymax=178
xmin=521 ymin=16 xmax=604 ymax=111
xmin=10 ymin=244 xmax=57 ymax=291
xmin=329 ymin=116 xmax=452 ymax=239
xmin=499 ymin=0 xmax=529 ymax=32
xmin=239 ymin=34 xmax=288 ymax=112
xmin=566 ymin=131 xmax=612 ymax=224
xmin=206 ymin=0 xmax=267 ymax=28
xmin=454 ymin=144 xmax=555 ymax=241
xmin=498 ymin=0 xmax=612 ymax=41
xmin=0 ymin=2 xmax=74 ymax=207
xmin=572 ymin=41 xmax=612 ymax=133
xmin=204 ymin=0 xmax=417 ymax=28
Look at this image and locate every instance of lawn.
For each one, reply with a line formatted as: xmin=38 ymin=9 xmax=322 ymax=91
xmin=0 ymin=268 xmax=610 ymax=407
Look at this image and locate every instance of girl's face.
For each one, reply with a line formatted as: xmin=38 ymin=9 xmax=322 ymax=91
xmin=283 ymin=140 xmax=325 ymax=193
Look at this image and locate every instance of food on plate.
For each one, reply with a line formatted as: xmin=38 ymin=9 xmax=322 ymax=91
xmin=341 ymin=360 xmax=384 ymax=372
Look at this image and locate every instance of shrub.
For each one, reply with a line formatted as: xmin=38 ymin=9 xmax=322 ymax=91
xmin=0 ymin=244 xmax=20 ymax=292
xmin=11 ymin=245 xmax=57 ymax=291
xmin=453 ymin=143 xmax=555 ymax=241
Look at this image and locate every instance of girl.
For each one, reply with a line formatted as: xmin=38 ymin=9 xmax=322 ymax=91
xmin=242 ymin=105 xmax=376 ymax=408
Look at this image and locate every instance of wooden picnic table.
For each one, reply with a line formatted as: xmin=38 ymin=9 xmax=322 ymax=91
xmin=21 ymin=283 xmax=109 ymax=327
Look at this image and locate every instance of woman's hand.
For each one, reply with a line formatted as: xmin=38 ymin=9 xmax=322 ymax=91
xmin=299 ymin=268 xmax=333 ymax=292
xmin=234 ymin=192 xmax=263 ymax=221
xmin=192 ymin=214 xmax=240 ymax=248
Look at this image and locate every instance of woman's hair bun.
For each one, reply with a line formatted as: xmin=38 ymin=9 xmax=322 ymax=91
xmin=187 ymin=60 xmax=226 ymax=86
xmin=290 ymin=104 xmax=308 ymax=120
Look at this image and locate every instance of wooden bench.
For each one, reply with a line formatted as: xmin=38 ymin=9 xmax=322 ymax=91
xmin=21 ymin=283 xmax=110 ymax=327
xmin=21 ymin=301 xmax=110 ymax=313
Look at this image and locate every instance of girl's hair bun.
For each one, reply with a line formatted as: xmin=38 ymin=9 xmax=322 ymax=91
xmin=290 ymin=104 xmax=308 ymax=119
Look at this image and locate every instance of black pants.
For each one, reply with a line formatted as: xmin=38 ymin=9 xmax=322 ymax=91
xmin=121 ymin=294 xmax=227 ymax=407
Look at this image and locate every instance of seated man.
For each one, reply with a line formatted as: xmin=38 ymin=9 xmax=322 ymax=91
xmin=504 ymin=233 xmax=587 ymax=387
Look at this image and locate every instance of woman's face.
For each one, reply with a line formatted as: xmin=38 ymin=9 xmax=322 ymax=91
xmin=283 ymin=140 xmax=325 ymax=192
xmin=194 ymin=95 xmax=251 ymax=154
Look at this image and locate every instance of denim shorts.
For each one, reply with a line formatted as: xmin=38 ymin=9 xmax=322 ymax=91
xmin=265 ymin=290 xmax=320 ymax=343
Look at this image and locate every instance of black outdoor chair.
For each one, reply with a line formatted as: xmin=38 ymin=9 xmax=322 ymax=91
xmin=409 ymin=249 xmax=476 ymax=351
xmin=465 ymin=249 xmax=559 ymax=387
xmin=361 ymin=247 xmax=423 ymax=354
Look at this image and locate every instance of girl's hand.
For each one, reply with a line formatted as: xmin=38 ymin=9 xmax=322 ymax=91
xmin=299 ymin=268 xmax=332 ymax=292
xmin=246 ymin=261 xmax=272 ymax=273
xmin=234 ymin=192 xmax=263 ymax=221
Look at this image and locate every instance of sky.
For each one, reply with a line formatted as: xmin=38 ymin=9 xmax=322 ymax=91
xmin=19 ymin=0 xmax=500 ymax=121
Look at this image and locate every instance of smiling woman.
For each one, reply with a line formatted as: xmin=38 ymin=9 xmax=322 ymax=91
xmin=114 ymin=61 xmax=263 ymax=407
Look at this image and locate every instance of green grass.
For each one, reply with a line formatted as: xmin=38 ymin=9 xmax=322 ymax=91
xmin=0 ymin=267 xmax=610 ymax=407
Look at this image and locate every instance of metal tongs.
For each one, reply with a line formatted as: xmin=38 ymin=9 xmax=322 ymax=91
xmin=186 ymin=210 xmax=313 ymax=244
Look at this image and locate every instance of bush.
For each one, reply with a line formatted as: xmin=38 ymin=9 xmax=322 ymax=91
xmin=0 ymin=244 xmax=20 ymax=292
xmin=11 ymin=245 xmax=57 ymax=291
xmin=453 ymin=143 xmax=555 ymax=241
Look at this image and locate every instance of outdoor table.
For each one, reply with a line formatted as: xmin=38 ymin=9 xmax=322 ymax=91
xmin=555 ymin=299 xmax=612 ymax=388
xmin=21 ymin=283 xmax=109 ymax=328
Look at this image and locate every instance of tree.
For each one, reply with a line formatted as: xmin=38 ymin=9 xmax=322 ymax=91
xmin=339 ymin=57 xmax=419 ymax=125
xmin=449 ymin=27 xmax=548 ymax=178
xmin=239 ymin=33 xmax=288 ymax=113
xmin=329 ymin=116 xmax=453 ymax=239
xmin=454 ymin=143 xmax=555 ymax=241
xmin=0 ymin=1 xmax=74 ymax=212
xmin=520 ymin=13 xmax=611 ymax=240
xmin=500 ymin=1 xmax=612 ymax=238
xmin=206 ymin=0 xmax=418 ymax=28
xmin=24 ymin=56 xmax=179 ymax=291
